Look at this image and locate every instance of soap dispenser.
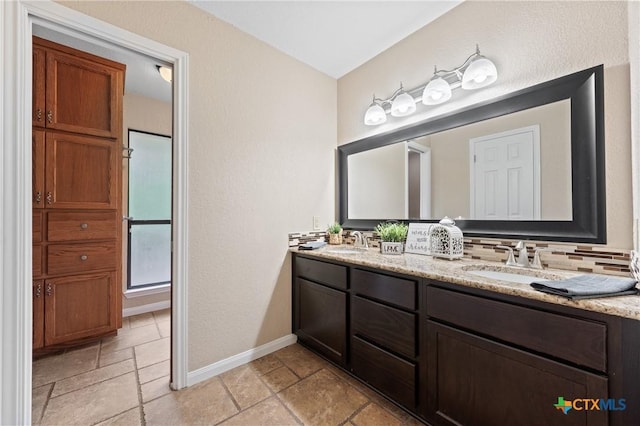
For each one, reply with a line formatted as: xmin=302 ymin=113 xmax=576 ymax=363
xmin=429 ymin=216 xmax=464 ymax=260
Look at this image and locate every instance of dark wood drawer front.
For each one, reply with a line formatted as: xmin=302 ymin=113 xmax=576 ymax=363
xmin=352 ymin=296 xmax=416 ymax=358
xmin=427 ymin=286 xmax=607 ymax=372
xmin=352 ymin=336 xmax=416 ymax=410
xmin=297 ymin=278 xmax=347 ymax=365
xmin=33 ymin=245 xmax=42 ymax=277
xmin=295 ymin=256 xmax=347 ymax=290
xmin=351 ymin=269 xmax=416 ymax=310
xmin=33 ymin=211 xmax=43 ymax=242
xmin=47 ymin=211 xmax=117 ymax=241
xmin=47 ymin=242 xmax=117 ymax=276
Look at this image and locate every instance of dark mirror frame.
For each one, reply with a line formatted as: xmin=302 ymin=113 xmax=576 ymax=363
xmin=338 ymin=65 xmax=605 ymax=243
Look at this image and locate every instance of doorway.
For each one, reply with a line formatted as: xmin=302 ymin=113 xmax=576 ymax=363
xmin=1 ymin=2 xmax=188 ymax=423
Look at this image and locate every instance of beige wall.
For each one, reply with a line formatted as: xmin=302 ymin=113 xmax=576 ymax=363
xmin=60 ymin=1 xmax=337 ymax=371
xmin=338 ymin=0 xmax=633 ymax=249
xmin=122 ymin=93 xmax=172 ymax=312
xmin=348 ymin=143 xmax=406 ymax=218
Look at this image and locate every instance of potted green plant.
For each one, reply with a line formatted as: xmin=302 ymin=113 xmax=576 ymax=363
xmin=375 ymin=222 xmax=408 ymax=255
xmin=327 ymin=222 xmax=343 ymax=245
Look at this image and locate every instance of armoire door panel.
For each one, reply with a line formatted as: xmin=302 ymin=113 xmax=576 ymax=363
xmin=32 ymin=129 xmax=45 ymax=209
xmin=32 ymin=46 xmax=46 ymax=127
xmin=45 ymin=132 xmax=118 ymax=209
xmin=33 ymin=280 xmax=44 ymax=350
xmin=45 ymin=49 xmax=122 ymax=138
xmin=44 ymin=272 xmax=116 ymax=346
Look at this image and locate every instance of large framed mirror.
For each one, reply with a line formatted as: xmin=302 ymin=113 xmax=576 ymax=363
xmin=338 ymin=65 xmax=605 ymax=243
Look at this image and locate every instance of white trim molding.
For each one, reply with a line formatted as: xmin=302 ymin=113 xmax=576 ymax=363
xmin=1 ymin=2 xmax=189 ymax=423
xmin=187 ymin=335 xmax=298 ymax=387
xmin=124 ymin=284 xmax=171 ymax=299
xmin=123 ymin=301 xmax=171 ymax=318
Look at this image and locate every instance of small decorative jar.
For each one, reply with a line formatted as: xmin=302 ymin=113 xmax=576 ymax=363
xmin=429 ymin=216 xmax=464 ymax=260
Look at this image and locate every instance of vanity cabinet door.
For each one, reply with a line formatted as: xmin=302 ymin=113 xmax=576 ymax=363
xmin=295 ymin=277 xmax=347 ymax=366
xmin=425 ymin=321 xmax=608 ymax=426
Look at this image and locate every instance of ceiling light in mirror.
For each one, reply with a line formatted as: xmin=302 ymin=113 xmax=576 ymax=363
xmin=157 ymin=65 xmax=172 ymax=83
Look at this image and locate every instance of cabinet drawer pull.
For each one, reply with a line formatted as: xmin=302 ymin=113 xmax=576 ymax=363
xmin=46 ymin=110 xmax=53 ymax=124
xmin=35 ymin=283 xmax=42 ymax=298
xmin=35 ymin=191 xmax=42 ymax=204
xmin=46 ymin=283 xmax=52 ymax=296
xmin=80 ymin=223 xmax=88 ymax=229
xmin=46 ymin=192 xmax=52 ymax=204
xmin=36 ymin=109 xmax=42 ymax=122
xmin=80 ymin=255 xmax=88 ymax=261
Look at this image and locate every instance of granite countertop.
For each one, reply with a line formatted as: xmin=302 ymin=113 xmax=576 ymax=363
xmin=291 ymin=245 xmax=640 ymax=321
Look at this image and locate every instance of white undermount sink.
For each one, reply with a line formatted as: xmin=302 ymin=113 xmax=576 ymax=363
xmin=462 ymin=266 xmax=563 ymax=284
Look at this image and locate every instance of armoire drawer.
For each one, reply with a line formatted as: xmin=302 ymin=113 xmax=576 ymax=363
xmin=47 ymin=242 xmax=117 ymax=275
xmin=33 ymin=245 xmax=42 ymax=277
xmin=47 ymin=211 xmax=117 ymax=242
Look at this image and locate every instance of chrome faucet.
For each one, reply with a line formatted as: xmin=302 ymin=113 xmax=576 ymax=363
xmin=514 ymin=241 xmax=530 ymax=268
xmin=497 ymin=241 xmax=531 ymax=268
xmin=352 ymin=231 xmax=368 ymax=249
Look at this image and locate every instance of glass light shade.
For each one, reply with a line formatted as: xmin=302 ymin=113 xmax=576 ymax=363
xmin=390 ymin=92 xmax=416 ymax=117
xmin=364 ymin=103 xmax=387 ymax=126
xmin=461 ymin=56 xmax=497 ymax=90
xmin=157 ymin=66 xmax=172 ymax=83
xmin=422 ymin=77 xmax=452 ymax=105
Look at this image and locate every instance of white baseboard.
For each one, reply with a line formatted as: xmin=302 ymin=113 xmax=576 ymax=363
xmin=123 ymin=300 xmax=171 ymax=318
xmin=187 ymin=334 xmax=298 ymax=386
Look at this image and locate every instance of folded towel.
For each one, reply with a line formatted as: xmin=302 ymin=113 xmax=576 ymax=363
xmin=531 ymin=274 xmax=639 ymax=300
xmin=298 ymin=241 xmax=327 ymax=250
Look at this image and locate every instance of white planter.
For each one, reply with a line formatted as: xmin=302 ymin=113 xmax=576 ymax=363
xmin=380 ymin=242 xmax=404 ymax=255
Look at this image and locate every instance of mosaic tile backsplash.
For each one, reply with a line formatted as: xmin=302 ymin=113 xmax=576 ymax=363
xmin=288 ymin=230 xmax=632 ymax=277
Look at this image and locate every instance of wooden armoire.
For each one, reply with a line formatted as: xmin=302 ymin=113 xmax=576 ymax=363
xmin=32 ymin=36 xmax=125 ymax=351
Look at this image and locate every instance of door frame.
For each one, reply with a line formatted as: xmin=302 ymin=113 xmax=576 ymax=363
xmin=1 ymin=1 xmax=189 ymax=423
xmin=468 ymin=125 xmax=541 ymax=220
xmin=404 ymin=141 xmax=431 ymax=219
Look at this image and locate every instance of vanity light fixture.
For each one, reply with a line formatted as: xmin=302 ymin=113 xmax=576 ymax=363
xmin=363 ymin=44 xmax=498 ymax=125
xmin=156 ymin=65 xmax=172 ymax=83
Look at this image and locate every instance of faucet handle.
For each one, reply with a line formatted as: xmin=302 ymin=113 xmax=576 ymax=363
xmin=497 ymin=245 xmax=517 ymax=266
xmin=531 ymin=248 xmax=552 ymax=269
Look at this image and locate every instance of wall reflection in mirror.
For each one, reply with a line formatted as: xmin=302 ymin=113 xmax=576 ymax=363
xmin=348 ymin=100 xmax=572 ymax=221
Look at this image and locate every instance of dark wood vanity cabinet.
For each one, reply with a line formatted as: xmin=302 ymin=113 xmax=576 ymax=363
xmin=293 ymin=256 xmax=348 ymax=366
xmin=291 ymin=253 xmax=640 ymax=425
xmin=350 ymin=268 xmax=420 ymax=411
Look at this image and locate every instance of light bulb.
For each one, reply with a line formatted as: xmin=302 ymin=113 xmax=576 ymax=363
xmin=422 ymin=77 xmax=452 ymax=105
xmin=391 ymin=91 xmax=416 ymax=117
xmin=364 ymin=103 xmax=387 ymax=126
xmin=462 ymin=56 xmax=497 ymax=90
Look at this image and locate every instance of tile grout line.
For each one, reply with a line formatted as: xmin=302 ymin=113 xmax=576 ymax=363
xmin=131 ymin=336 xmax=147 ymax=426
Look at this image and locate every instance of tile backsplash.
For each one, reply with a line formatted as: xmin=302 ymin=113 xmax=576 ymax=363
xmin=288 ymin=230 xmax=632 ymax=277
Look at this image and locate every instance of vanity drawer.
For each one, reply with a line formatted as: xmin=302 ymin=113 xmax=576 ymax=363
xmin=351 ymin=336 xmax=416 ymax=410
xmin=351 ymin=269 xmax=416 ymax=310
xmin=47 ymin=242 xmax=117 ymax=276
xmin=47 ymin=211 xmax=117 ymax=242
xmin=295 ymin=256 xmax=347 ymax=290
xmin=33 ymin=211 xmax=43 ymax=242
xmin=352 ymin=295 xmax=416 ymax=358
xmin=33 ymin=245 xmax=42 ymax=277
xmin=426 ymin=286 xmax=607 ymax=372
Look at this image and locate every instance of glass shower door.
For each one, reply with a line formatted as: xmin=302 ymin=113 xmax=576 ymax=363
xmin=127 ymin=130 xmax=172 ymax=289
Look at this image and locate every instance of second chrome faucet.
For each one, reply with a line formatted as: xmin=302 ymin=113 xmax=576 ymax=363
xmin=497 ymin=241 xmax=548 ymax=270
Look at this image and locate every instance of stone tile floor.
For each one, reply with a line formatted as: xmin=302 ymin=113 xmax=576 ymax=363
xmin=33 ymin=310 xmax=423 ymax=425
